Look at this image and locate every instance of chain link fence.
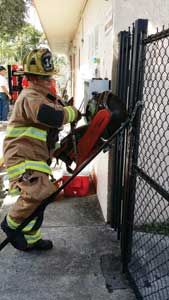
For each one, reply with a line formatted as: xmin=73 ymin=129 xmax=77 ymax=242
xmin=128 ymin=30 xmax=169 ymax=300
xmin=115 ymin=20 xmax=169 ymax=300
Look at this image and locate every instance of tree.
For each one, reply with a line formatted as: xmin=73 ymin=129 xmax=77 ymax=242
xmin=0 ymin=0 xmax=31 ymax=38
xmin=52 ymin=54 xmax=71 ymax=98
xmin=0 ymin=24 xmax=47 ymax=64
xmin=13 ymin=24 xmax=48 ymax=62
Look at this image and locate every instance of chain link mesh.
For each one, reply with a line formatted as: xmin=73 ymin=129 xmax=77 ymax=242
xmin=129 ymin=33 xmax=169 ymax=299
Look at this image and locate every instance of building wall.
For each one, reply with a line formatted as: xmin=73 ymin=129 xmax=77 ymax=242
xmin=72 ymin=0 xmax=113 ymax=221
xmin=112 ymin=0 xmax=169 ymax=91
xmin=72 ymin=0 xmax=169 ymax=221
xmin=73 ymin=0 xmax=113 ymax=104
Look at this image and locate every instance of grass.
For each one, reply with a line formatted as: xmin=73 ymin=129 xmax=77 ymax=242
xmin=134 ymin=221 xmax=169 ymax=235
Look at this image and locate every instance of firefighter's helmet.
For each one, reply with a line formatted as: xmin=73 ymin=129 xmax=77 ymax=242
xmin=23 ymin=48 xmax=55 ymax=76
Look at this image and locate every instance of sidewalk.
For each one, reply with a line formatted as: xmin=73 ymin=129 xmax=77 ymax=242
xmin=0 ymin=193 xmax=136 ymax=300
xmin=0 ymin=121 xmax=136 ymax=300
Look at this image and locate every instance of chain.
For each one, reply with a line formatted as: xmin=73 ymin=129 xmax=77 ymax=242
xmin=128 ymin=100 xmax=144 ymax=132
xmin=115 ymin=100 xmax=144 ymax=152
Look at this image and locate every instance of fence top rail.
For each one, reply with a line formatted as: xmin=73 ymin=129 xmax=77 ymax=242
xmin=143 ymin=27 xmax=169 ymax=45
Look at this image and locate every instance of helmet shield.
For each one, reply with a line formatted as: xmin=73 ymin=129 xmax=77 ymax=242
xmin=23 ymin=48 xmax=55 ymax=76
xmin=41 ymin=50 xmax=54 ymax=72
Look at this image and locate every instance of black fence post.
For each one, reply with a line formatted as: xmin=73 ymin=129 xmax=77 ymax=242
xmin=120 ymin=19 xmax=148 ymax=272
xmin=111 ymin=30 xmax=131 ymax=234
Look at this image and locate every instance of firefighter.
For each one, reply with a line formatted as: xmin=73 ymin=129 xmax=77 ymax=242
xmin=1 ymin=48 xmax=81 ymax=251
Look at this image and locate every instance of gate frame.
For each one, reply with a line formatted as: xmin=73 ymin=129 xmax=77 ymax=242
xmin=111 ymin=18 xmax=148 ymax=300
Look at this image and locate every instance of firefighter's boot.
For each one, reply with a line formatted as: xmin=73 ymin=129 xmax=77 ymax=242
xmin=24 ymin=239 xmax=53 ymax=251
xmin=1 ymin=217 xmax=27 ymax=251
xmin=1 ymin=215 xmax=53 ymax=251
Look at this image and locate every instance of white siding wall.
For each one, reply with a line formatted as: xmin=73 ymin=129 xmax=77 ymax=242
xmin=112 ymin=0 xmax=169 ymax=90
xmin=73 ymin=0 xmax=113 ymax=221
xmin=73 ymin=0 xmax=113 ymax=105
xmin=113 ymin=0 xmax=168 ymax=36
xmin=73 ymin=0 xmax=169 ymax=221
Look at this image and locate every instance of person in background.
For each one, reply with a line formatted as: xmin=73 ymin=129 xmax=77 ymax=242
xmin=0 ymin=157 xmax=5 ymax=200
xmin=1 ymin=48 xmax=81 ymax=252
xmin=0 ymin=66 xmax=12 ymax=121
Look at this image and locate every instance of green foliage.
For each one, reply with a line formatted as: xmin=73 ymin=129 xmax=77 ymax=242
xmin=0 ymin=23 xmax=47 ymax=64
xmin=0 ymin=0 xmax=41 ymax=64
xmin=134 ymin=221 xmax=169 ymax=235
xmin=0 ymin=0 xmax=69 ymax=88
xmin=53 ymin=55 xmax=67 ymax=66
xmin=52 ymin=55 xmax=71 ymax=97
xmin=0 ymin=0 xmax=30 ymax=38
xmin=13 ymin=23 xmax=48 ymax=62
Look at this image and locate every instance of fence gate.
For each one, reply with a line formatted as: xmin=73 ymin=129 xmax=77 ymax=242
xmin=113 ymin=19 xmax=169 ymax=300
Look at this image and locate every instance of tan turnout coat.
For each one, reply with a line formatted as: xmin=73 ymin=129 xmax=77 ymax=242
xmin=3 ymin=82 xmax=67 ymax=223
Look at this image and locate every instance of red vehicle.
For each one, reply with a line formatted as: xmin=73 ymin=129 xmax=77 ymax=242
xmin=8 ymin=65 xmax=57 ymax=101
xmin=8 ymin=64 xmax=24 ymax=101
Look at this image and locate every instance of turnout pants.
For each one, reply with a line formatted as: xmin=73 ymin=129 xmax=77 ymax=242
xmin=6 ymin=170 xmax=57 ymax=247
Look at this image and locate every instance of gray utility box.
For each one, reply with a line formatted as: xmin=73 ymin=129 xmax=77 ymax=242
xmin=84 ymin=79 xmax=110 ymax=100
xmin=83 ymin=79 xmax=110 ymax=112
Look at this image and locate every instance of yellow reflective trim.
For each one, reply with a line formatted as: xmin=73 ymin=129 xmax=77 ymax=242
xmin=7 ymin=162 xmax=26 ymax=179
xmin=69 ymin=107 xmax=76 ymax=122
xmin=9 ymin=188 xmax=20 ymax=197
xmin=25 ymin=160 xmax=51 ymax=174
xmin=7 ymin=162 xmax=25 ymax=172
xmin=64 ymin=106 xmax=76 ymax=123
xmin=22 ymin=220 xmax=37 ymax=233
xmin=7 ymin=215 xmax=37 ymax=233
xmin=7 ymin=214 xmax=20 ymax=229
xmin=6 ymin=127 xmax=47 ymax=142
xmin=64 ymin=107 xmax=70 ymax=122
xmin=25 ymin=229 xmax=42 ymax=244
xmin=7 ymin=160 xmax=52 ymax=179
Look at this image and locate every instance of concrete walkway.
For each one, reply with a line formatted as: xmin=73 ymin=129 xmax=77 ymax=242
xmin=0 ymin=121 xmax=136 ymax=300
xmin=0 ymin=194 xmax=136 ymax=300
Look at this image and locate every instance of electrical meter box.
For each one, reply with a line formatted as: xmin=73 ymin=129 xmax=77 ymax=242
xmin=83 ymin=79 xmax=110 ymax=112
xmin=84 ymin=79 xmax=110 ymax=101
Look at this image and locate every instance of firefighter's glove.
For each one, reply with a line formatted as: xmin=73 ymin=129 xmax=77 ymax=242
xmin=64 ymin=106 xmax=82 ymax=124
